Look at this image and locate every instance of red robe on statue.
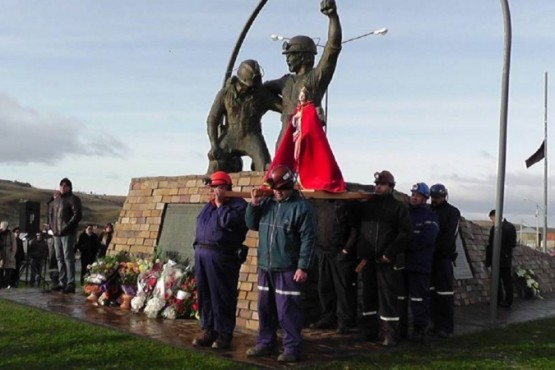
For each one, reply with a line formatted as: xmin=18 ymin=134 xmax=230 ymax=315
xmin=265 ymin=102 xmax=346 ymax=192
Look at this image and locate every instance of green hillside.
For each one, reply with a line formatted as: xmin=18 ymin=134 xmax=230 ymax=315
xmin=0 ymin=179 xmax=125 ymax=230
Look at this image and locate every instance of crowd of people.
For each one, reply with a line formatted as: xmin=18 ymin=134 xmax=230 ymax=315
xmin=190 ymin=166 xmax=465 ymax=363
xmin=0 ymin=177 xmax=115 ymax=292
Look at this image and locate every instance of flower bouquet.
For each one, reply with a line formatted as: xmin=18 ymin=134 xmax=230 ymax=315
xmin=144 ymin=260 xmax=184 ymax=318
xmin=83 ymin=254 xmax=120 ymax=303
xmin=131 ymin=260 xmax=162 ymax=313
xmin=514 ymin=268 xmax=543 ymax=299
xmin=161 ymin=265 xmax=198 ymax=320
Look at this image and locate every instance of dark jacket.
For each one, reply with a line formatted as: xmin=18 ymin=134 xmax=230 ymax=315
xmin=431 ymin=201 xmax=460 ymax=261
xmin=28 ymin=238 xmax=48 ymax=260
xmin=76 ymin=231 xmax=101 ymax=262
xmin=407 ymin=204 xmax=439 ymax=274
xmin=486 ymin=219 xmax=516 ymax=268
xmin=309 ymin=199 xmax=357 ymax=256
xmin=354 ymin=193 xmax=413 ymax=262
xmin=50 ymin=191 xmax=83 ymax=236
xmin=194 ymin=197 xmax=248 ymax=252
xmin=245 ymin=191 xmax=315 ymax=271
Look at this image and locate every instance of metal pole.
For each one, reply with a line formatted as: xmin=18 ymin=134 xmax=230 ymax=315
xmin=490 ymin=0 xmax=512 ymax=323
xmin=536 ymin=205 xmax=540 ymax=248
xmin=543 ymin=72 xmax=549 ymax=253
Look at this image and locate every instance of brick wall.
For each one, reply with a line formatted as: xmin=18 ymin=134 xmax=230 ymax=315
xmin=456 ymin=218 xmax=555 ymax=306
xmin=112 ymin=173 xmax=555 ymax=329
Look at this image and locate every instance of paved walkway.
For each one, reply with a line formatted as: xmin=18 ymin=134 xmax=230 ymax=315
xmin=1 ymin=288 xmax=555 ymax=368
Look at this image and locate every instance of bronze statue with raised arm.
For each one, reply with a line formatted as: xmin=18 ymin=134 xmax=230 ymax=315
xmin=264 ymin=0 xmax=342 ymax=149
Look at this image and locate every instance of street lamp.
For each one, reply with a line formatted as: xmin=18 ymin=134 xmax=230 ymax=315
xmin=271 ymin=27 xmax=388 ymax=129
xmin=524 ymin=198 xmax=544 ymax=249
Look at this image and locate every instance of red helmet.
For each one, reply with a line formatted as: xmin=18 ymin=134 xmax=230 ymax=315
xmin=266 ymin=165 xmax=295 ymax=190
xmin=207 ymin=171 xmax=232 ymax=187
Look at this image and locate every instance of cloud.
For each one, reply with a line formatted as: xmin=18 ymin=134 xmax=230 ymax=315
xmin=0 ymin=92 xmax=127 ymax=164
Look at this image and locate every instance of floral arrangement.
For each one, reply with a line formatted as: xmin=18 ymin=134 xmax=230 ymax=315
xmin=130 ymin=259 xmax=198 ymax=320
xmin=161 ymin=266 xmax=199 ymax=320
xmin=514 ymin=267 xmax=543 ymax=299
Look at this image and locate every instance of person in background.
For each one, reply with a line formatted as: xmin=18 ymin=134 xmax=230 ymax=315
xmin=429 ymin=183 xmax=461 ymax=338
xmin=50 ymin=177 xmax=82 ymax=294
xmin=354 ymin=170 xmax=413 ymax=347
xmin=399 ymin=183 xmax=439 ymax=342
xmin=191 ymin=171 xmax=248 ymax=350
xmin=12 ymin=227 xmax=25 ymax=288
xmin=245 ymin=165 xmax=316 ymax=363
xmin=45 ymin=191 xmax=61 ymax=290
xmin=309 ymin=198 xmax=357 ymax=334
xmin=27 ymin=232 xmax=48 ymax=287
xmin=98 ymin=223 xmax=113 ymax=258
xmin=43 ymin=224 xmax=59 ymax=290
xmin=485 ymin=209 xmax=517 ymax=309
xmin=0 ymin=221 xmax=17 ymax=289
xmin=75 ymin=224 xmax=101 ymax=285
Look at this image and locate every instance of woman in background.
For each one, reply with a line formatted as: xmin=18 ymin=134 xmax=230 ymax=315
xmin=98 ymin=223 xmax=113 ymax=258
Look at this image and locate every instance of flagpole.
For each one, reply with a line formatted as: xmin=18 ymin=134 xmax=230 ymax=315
xmin=543 ymin=71 xmax=548 ymax=253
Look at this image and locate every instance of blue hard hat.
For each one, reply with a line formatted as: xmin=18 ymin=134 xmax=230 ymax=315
xmin=411 ymin=182 xmax=430 ymax=198
xmin=430 ymin=183 xmax=448 ymax=197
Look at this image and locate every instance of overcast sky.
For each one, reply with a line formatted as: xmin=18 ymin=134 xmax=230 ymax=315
xmin=0 ymin=1 xmax=553 ymax=226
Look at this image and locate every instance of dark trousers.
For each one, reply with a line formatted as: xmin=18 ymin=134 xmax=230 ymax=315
xmin=195 ymin=247 xmax=241 ymax=339
xmin=430 ymin=258 xmax=454 ymax=333
xmin=80 ymin=256 xmax=95 ymax=285
xmin=0 ymin=269 xmax=14 ymax=288
xmin=400 ymin=271 xmax=431 ymax=333
xmin=29 ymin=258 xmax=44 ymax=286
xmin=317 ymin=251 xmax=357 ymax=326
xmin=498 ymin=267 xmax=513 ymax=306
xmin=256 ymin=269 xmax=304 ymax=357
xmin=358 ymin=261 xmax=402 ymax=337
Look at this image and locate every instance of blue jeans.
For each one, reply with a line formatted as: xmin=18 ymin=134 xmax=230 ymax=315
xmin=54 ymin=234 xmax=76 ymax=288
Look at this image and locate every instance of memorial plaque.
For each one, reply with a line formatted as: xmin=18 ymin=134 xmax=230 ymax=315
xmin=157 ymin=204 xmax=204 ymax=265
xmin=454 ymin=233 xmax=473 ymax=280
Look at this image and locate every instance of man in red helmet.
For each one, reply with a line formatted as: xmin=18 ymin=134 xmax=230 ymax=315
xmin=354 ymin=170 xmax=412 ymax=347
xmin=192 ymin=171 xmax=248 ymax=350
xmin=245 ymin=165 xmax=316 ymax=363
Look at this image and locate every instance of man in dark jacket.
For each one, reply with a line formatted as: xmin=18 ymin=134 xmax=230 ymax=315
xmin=354 ymin=170 xmax=413 ymax=347
xmin=429 ymin=183 xmax=460 ymax=338
xmin=49 ymin=178 xmax=82 ymax=294
xmin=485 ymin=209 xmax=517 ymax=308
xmin=75 ymin=224 xmax=100 ymax=285
xmin=245 ymin=165 xmax=315 ymax=363
xmin=192 ymin=171 xmax=248 ymax=351
xmin=28 ymin=232 xmax=48 ymax=287
xmin=309 ymin=199 xmax=357 ymax=334
xmin=12 ymin=227 xmax=25 ymax=287
xmin=399 ymin=183 xmax=439 ymax=342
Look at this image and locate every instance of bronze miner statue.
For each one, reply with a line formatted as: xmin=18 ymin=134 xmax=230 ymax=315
xmin=206 ymin=59 xmax=282 ymax=174
xmin=264 ymin=0 xmax=342 ymax=150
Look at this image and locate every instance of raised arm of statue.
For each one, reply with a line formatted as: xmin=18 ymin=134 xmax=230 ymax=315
xmin=316 ymin=0 xmax=342 ymax=87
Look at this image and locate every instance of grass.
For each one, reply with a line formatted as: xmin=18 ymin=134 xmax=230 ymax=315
xmin=2 ymin=298 xmax=555 ymax=370
xmin=317 ymin=319 xmax=555 ymax=369
xmin=0 ymin=300 xmax=242 ymax=370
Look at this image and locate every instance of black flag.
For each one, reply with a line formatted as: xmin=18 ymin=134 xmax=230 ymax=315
xmin=525 ymin=140 xmax=545 ymax=168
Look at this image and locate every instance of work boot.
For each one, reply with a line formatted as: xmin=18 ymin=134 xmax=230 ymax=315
xmin=277 ymin=352 xmax=299 ymax=362
xmin=380 ymin=322 xmax=398 ymax=347
xmin=309 ymin=319 xmax=335 ymax=330
xmin=211 ymin=333 xmax=232 ymax=350
xmin=192 ymin=330 xmax=217 ymax=347
xmin=246 ymin=344 xmax=278 ymax=357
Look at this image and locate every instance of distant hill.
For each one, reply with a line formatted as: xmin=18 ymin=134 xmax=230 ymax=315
xmin=0 ymin=179 xmax=126 ymax=230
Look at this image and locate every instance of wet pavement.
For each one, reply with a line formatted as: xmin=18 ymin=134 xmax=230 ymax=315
xmin=1 ymin=287 xmax=555 ymax=368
